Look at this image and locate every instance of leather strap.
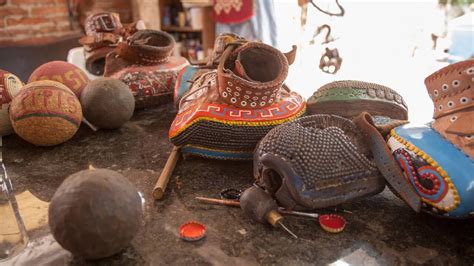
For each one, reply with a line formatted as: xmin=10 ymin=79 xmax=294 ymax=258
xmin=115 ymin=30 xmax=174 ymax=66
xmin=353 ymin=112 xmax=421 ymax=212
xmin=79 ymin=33 xmax=122 ymax=53
xmin=283 ymin=45 xmax=297 ymax=65
xmin=79 ymin=33 xmax=120 ymax=46
xmin=216 ymin=41 xmax=244 ymax=73
xmin=84 ymin=12 xmax=123 ymax=36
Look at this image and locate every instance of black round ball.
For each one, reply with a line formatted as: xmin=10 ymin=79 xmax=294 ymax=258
xmin=81 ymin=78 xmax=135 ymax=129
xmin=48 ymin=169 xmax=142 ymax=260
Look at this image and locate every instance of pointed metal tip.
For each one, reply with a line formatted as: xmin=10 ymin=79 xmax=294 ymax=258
xmin=277 ymin=221 xmax=298 ymax=239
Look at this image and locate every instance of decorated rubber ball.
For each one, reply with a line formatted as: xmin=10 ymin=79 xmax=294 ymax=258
xmin=9 ymin=80 xmax=82 ymax=146
xmin=48 ymin=169 xmax=142 ymax=260
xmin=28 ymin=61 xmax=89 ymax=97
xmin=80 ymin=77 xmax=135 ymax=129
xmin=0 ymin=69 xmax=23 ymax=136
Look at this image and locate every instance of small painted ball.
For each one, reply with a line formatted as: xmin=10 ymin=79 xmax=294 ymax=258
xmin=80 ymin=77 xmax=135 ymax=129
xmin=0 ymin=69 xmax=23 ymax=136
xmin=28 ymin=61 xmax=89 ymax=97
xmin=9 ymin=80 xmax=82 ymax=146
xmin=48 ymin=169 xmax=142 ymax=260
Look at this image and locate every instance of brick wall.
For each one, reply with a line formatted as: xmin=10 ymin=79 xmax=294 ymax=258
xmin=0 ymin=0 xmax=133 ymax=46
xmin=78 ymin=0 xmax=133 ymax=25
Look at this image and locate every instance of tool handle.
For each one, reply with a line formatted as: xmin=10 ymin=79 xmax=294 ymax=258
xmin=195 ymin=197 xmax=240 ymax=207
xmin=153 ymin=146 xmax=180 ymax=200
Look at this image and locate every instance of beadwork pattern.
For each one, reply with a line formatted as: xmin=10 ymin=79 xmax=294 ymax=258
xmin=389 ymin=129 xmax=460 ymax=213
xmin=307 ymin=80 xmax=408 ymax=120
xmin=254 ymin=114 xmax=385 ymax=209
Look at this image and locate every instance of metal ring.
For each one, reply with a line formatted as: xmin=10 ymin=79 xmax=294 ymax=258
xmin=219 ymin=188 xmax=242 ymax=200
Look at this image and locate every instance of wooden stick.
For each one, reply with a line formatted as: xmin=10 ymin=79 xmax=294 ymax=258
xmin=153 ymin=146 xmax=180 ymax=200
xmin=195 ymin=197 xmax=240 ymax=207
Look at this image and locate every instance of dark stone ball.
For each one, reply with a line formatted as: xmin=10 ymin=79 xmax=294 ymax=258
xmin=80 ymin=78 xmax=135 ymax=129
xmin=48 ymin=169 xmax=142 ymax=260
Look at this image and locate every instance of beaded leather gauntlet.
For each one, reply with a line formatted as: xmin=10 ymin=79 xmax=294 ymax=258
xmin=387 ymin=60 xmax=474 ymax=218
xmin=104 ymin=30 xmax=188 ymax=108
xmin=254 ymin=114 xmax=385 ymax=210
xmin=79 ymin=12 xmax=144 ymax=76
xmin=254 ymin=80 xmax=421 ymax=212
xmin=169 ymin=36 xmax=306 ymax=159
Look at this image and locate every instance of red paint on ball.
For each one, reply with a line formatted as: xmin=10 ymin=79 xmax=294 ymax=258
xmin=28 ymin=61 xmax=89 ymax=97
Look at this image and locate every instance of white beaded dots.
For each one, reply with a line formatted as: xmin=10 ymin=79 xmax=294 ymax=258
xmin=452 ymin=80 xmax=460 ymax=87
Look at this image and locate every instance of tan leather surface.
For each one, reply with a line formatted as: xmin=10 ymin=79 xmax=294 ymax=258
xmin=425 ymin=59 xmax=474 ymax=158
xmin=433 ymin=108 xmax=474 ymax=158
xmin=425 ymin=60 xmax=473 ymax=119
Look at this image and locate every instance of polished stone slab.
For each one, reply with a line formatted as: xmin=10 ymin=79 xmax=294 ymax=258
xmin=2 ymin=104 xmax=473 ymax=265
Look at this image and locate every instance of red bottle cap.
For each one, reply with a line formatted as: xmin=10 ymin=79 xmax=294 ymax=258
xmin=319 ymin=214 xmax=346 ymax=233
xmin=179 ymin=221 xmax=206 ymax=241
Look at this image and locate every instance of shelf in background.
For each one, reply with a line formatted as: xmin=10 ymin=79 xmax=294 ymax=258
xmin=161 ymin=25 xmax=202 ymax=33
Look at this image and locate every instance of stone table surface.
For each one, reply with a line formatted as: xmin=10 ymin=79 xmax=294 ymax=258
xmin=2 ymin=103 xmax=473 ymax=266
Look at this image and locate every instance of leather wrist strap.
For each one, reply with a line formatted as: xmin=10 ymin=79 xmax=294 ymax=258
xmin=79 ymin=33 xmax=122 ymax=51
xmin=115 ymin=30 xmax=174 ymax=66
xmin=353 ymin=112 xmax=421 ymax=212
xmin=116 ymin=42 xmax=170 ymax=65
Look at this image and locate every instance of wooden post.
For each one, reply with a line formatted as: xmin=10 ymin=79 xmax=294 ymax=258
xmin=201 ymin=6 xmax=215 ymax=56
xmin=131 ymin=0 xmax=161 ymax=30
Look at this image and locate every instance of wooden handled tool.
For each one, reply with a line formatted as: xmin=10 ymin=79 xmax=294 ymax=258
xmin=153 ymin=146 xmax=180 ymax=200
xmin=195 ymin=195 xmax=346 ymax=233
xmin=195 ymin=197 xmax=240 ymax=207
xmin=240 ymin=186 xmax=298 ymax=238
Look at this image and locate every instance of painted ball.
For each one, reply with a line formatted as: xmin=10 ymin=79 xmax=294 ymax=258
xmin=0 ymin=69 xmax=23 ymax=136
xmin=48 ymin=169 xmax=142 ymax=260
xmin=28 ymin=61 xmax=89 ymax=97
xmin=80 ymin=78 xmax=135 ymax=129
xmin=9 ymin=80 xmax=82 ymax=146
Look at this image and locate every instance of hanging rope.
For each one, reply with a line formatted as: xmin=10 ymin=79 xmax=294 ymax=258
xmin=308 ymin=0 xmax=345 ymax=17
